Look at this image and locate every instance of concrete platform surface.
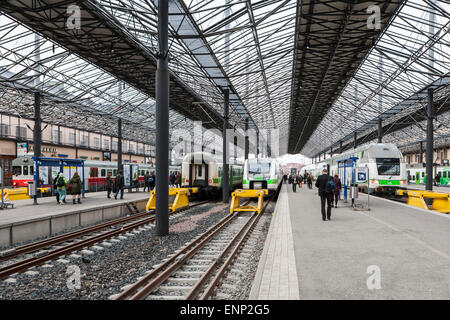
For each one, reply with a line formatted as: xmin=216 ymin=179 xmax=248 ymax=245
xmin=287 ymin=184 xmax=450 ymax=299
xmin=0 ymin=190 xmax=149 ymax=226
xmin=0 ymin=190 xmax=150 ymax=247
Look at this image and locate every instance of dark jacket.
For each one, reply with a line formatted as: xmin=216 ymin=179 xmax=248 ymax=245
xmin=106 ymin=176 xmax=113 ymax=189
xmin=144 ymin=173 xmax=150 ymax=185
xmin=149 ymin=174 xmax=156 ymax=187
xmin=69 ymin=173 xmax=82 ymax=194
xmin=315 ymin=174 xmax=332 ymax=195
xmin=175 ymin=173 xmax=181 ymax=185
xmin=333 ymin=176 xmax=342 ymax=193
xmin=115 ymin=173 xmax=124 ymax=189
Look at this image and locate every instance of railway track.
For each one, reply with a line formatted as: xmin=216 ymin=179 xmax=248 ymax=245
xmin=114 ymin=199 xmax=272 ymax=300
xmin=0 ymin=201 xmax=209 ymax=280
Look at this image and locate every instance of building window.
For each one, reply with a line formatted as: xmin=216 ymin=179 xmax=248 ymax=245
xmin=80 ymin=135 xmax=88 ymax=147
xmin=0 ymin=124 xmax=9 ymax=136
xmin=93 ymin=137 xmax=100 ymax=149
xmin=69 ymin=132 xmax=76 ymax=145
xmin=103 ymin=139 xmax=110 ymax=150
xmin=16 ymin=126 xmax=27 ymax=139
xmin=112 ymin=141 xmax=118 ymax=151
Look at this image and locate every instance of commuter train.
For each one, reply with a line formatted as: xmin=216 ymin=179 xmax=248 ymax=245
xmin=181 ymin=152 xmax=243 ymax=198
xmin=301 ymin=143 xmax=407 ymax=194
xmin=407 ymin=164 xmax=450 ymax=186
xmin=11 ymin=155 xmax=180 ymax=191
xmin=243 ymin=158 xmax=282 ymax=194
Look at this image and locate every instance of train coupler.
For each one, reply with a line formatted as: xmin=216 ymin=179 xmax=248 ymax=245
xmin=230 ymin=189 xmax=268 ymax=214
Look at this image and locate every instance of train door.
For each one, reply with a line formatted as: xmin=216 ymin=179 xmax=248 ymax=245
xmin=191 ymin=163 xmax=208 ymax=187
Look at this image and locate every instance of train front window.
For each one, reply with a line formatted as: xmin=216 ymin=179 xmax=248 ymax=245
xmin=13 ymin=166 xmax=21 ymax=176
xmin=248 ymin=161 xmax=270 ymax=174
xmin=23 ymin=165 xmax=28 ymax=176
xmin=376 ymin=158 xmax=400 ymax=176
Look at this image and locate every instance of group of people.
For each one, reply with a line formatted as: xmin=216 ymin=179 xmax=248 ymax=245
xmin=283 ymin=172 xmax=313 ymax=192
xmin=285 ymin=169 xmax=343 ymax=221
xmin=52 ymin=172 xmax=82 ymax=205
xmin=52 ymin=170 xmax=182 ymax=205
xmin=315 ymin=170 xmax=342 ymax=221
xmin=169 ymin=172 xmax=182 ymax=188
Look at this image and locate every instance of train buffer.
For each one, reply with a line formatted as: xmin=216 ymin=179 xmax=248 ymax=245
xmin=230 ymin=189 xmax=268 ymax=214
xmin=396 ymin=189 xmax=450 ymax=213
xmin=1 ymin=187 xmax=50 ymax=202
xmin=146 ymin=187 xmax=198 ymax=212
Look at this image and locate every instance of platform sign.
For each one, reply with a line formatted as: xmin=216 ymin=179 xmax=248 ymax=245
xmin=356 ymin=167 xmax=368 ymax=183
xmin=123 ymin=164 xmax=131 ymax=187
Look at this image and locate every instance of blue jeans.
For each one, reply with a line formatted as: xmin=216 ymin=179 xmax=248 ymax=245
xmin=58 ymin=188 xmax=66 ymax=203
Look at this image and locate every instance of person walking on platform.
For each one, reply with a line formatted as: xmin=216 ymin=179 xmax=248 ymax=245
xmin=114 ymin=170 xmax=125 ymax=200
xmin=175 ymin=172 xmax=181 ymax=188
xmin=292 ymin=174 xmax=297 ymax=192
xmin=298 ymin=174 xmax=303 ymax=188
xmin=332 ymin=174 xmax=342 ymax=208
xmin=69 ymin=172 xmax=82 ymax=204
xmin=169 ymin=172 xmax=176 ymax=187
xmin=53 ymin=173 xmax=60 ymax=204
xmin=106 ymin=172 xmax=113 ymax=198
xmin=56 ymin=172 xmax=68 ymax=205
xmin=315 ymin=169 xmax=335 ymax=221
xmin=149 ymin=171 xmax=156 ymax=191
xmin=143 ymin=171 xmax=150 ymax=192
xmin=307 ymin=173 xmax=313 ymax=189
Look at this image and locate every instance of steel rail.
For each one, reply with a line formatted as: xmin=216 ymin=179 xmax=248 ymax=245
xmin=0 ymin=201 xmax=209 ymax=279
xmin=116 ymin=213 xmax=236 ymax=300
xmin=198 ymin=199 xmax=271 ymax=300
xmin=0 ymin=210 xmax=152 ymax=263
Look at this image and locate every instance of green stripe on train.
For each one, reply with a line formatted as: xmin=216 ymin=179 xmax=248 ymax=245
xmin=378 ymin=180 xmax=400 ymax=186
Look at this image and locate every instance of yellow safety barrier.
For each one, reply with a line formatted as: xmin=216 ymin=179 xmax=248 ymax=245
xmin=230 ymin=189 xmax=268 ymax=214
xmin=146 ymin=187 xmax=198 ymax=212
xmin=1 ymin=187 xmax=50 ymax=201
xmin=396 ymin=189 xmax=450 ymax=213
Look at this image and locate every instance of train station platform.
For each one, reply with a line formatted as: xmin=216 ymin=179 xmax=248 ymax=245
xmin=250 ymin=183 xmax=450 ymax=300
xmin=0 ymin=190 xmax=150 ymax=247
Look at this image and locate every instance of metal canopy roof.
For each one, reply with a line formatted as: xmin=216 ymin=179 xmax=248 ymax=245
xmin=0 ymin=0 xmax=448 ymax=158
xmin=289 ymin=0 xmax=404 ymax=155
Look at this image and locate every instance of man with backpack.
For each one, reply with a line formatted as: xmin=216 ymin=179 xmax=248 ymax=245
xmin=315 ymin=169 xmax=335 ymax=221
xmin=149 ymin=171 xmax=156 ymax=191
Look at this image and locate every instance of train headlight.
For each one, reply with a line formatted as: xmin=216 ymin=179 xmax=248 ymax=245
xmin=371 ymin=180 xmax=379 ymax=185
xmin=400 ymin=180 xmax=406 ymax=185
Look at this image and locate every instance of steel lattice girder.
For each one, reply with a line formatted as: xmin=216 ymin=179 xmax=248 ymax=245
xmin=288 ymin=0 xmax=404 ymax=154
xmin=0 ymin=0 xmax=226 ymax=132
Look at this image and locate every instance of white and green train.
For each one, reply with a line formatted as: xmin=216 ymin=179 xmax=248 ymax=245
xmin=243 ymin=158 xmax=282 ymax=194
xmin=301 ymin=143 xmax=407 ymax=194
xmin=181 ymin=152 xmax=243 ymax=198
xmin=407 ymin=164 xmax=450 ymax=186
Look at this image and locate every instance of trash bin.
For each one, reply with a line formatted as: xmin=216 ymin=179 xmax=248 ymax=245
xmin=27 ymin=181 xmax=36 ymax=197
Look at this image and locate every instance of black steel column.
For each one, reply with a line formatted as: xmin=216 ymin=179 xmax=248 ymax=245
xmin=340 ymin=140 xmax=343 ymax=154
xmin=377 ymin=117 xmax=383 ymax=143
xmin=156 ymin=0 xmax=170 ymax=235
xmin=222 ymin=88 xmax=229 ymax=203
xmin=420 ymin=141 xmax=423 ymax=164
xmin=33 ymin=92 xmax=41 ymax=205
xmin=256 ymin=130 xmax=259 ymax=158
xmin=330 ymin=147 xmax=333 ymax=157
xmin=244 ymin=118 xmax=249 ymax=160
xmin=117 ymin=118 xmax=122 ymax=172
xmin=426 ymin=88 xmax=434 ymax=191
xmin=354 ymin=132 xmax=357 ymax=149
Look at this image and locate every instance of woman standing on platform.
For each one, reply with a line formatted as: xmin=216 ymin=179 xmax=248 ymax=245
xmin=70 ymin=172 xmax=82 ymax=204
xmin=298 ymin=174 xmax=303 ymax=188
xmin=292 ymin=174 xmax=297 ymax=192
